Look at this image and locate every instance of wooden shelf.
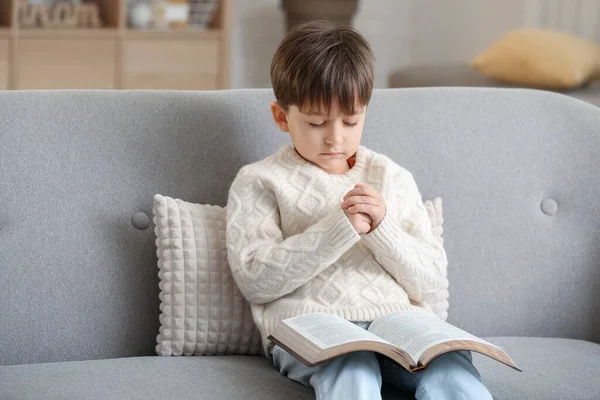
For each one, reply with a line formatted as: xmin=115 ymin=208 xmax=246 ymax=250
xmin=15 ymin=28 xmax=221 ymax=40
xmin=17 ymin=29 xmax=120 ymax=39
xmin=0 ymin=0 xmax=232 ymax=90
xmin=125 ymin=29 xmax=221 ymax=40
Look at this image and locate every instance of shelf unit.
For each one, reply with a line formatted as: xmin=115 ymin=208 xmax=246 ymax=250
xmin=0 ymin=0 xmax=231 ymax=90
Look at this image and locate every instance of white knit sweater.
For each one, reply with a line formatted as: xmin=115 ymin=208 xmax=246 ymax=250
xmin=226 ymin=144 xmax=449 ymax=355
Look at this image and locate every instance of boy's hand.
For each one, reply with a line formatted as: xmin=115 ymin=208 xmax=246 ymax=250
xmin=344 ymin=209 xmax=372 ymax=234
xmin=341 ymin=183 xmax=386 ymax=232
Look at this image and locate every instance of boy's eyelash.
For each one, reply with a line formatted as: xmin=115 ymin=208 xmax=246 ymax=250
xmin=309 ymin=122 xmax=358 ymax=128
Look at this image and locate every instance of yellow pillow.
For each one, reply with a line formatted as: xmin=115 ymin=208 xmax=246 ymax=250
xmin=470 ymin=28 xmax=600 ymax=90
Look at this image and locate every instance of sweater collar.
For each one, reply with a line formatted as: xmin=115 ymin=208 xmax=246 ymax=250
xmin=279 ymin=144 xmax=368 ymax=182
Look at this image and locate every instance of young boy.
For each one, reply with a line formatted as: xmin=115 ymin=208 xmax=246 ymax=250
xmin=226 ymin=20 xmax=492 ymax=400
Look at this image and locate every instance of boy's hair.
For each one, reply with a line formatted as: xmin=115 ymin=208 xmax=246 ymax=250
xmin=270 ymin=20 xmax=375 ymax=115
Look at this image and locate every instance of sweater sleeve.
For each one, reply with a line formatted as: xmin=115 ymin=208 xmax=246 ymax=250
xmin=362 ymin=164 xmax=450 ymax=320
xmin=226 ymin=169 xmax=360 ymax=304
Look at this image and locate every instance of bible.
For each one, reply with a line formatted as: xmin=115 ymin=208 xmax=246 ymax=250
xmin=267 ymin=311 xmax=522 ymax=372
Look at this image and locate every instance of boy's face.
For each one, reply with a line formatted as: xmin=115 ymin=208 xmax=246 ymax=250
xmin=271 ymin=100 xmax=366 ymax=175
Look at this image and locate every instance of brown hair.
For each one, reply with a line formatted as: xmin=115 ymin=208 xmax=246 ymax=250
xmin=270 ymin=20 xmax=375 ymax=115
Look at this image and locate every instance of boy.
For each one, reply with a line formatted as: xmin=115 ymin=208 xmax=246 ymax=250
xmin=226 ymin=20 xmax=492 ymax=400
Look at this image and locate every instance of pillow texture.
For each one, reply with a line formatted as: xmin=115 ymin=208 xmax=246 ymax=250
xmin=425 ymin=197 xmax=444 ymax=246
xmin=153 ymin=194 xmax=445 ymax=356
xmin=470 ymin=28 xmax=600 ymax=90
xmin=153 ymin=194 xmax=263 ymax=356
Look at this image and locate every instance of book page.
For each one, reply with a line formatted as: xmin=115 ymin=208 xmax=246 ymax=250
xmin=283 ymin=312 xmax=391 ymax=350
xmin=368 ymin=311 xmax=503 ymax=363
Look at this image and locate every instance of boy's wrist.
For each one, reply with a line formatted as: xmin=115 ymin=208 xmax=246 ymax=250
xmin=366 ymin=210 xmax=386 ymax=234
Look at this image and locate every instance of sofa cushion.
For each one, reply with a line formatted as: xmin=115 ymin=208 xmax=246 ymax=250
xmin=0 ymin=355 xmax=313 ymax=400
xmin=475 ymin=337 xmax=600 ymax=400
xmin=2 ymin=337 xmax=598 ymax=400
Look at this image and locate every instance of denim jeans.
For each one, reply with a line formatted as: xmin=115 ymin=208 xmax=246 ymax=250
xmin=271 ymin=322 xmax=493 ymax=400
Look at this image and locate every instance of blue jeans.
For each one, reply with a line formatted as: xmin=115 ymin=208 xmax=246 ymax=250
xmin=271 ymin=322 xmax=492 ymax=400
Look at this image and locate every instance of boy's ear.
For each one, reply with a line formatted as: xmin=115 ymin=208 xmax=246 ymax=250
xmin=270 ymin=101 xmax=290 ymax=132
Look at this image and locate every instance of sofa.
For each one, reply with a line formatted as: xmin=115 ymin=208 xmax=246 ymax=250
xmin=1 ymin=88 xmax=599 ymax=400
xmin=389 ymin=63 xmax=600 ymax=108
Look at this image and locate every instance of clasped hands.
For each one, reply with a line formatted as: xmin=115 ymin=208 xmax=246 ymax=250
xmin=341 ymin=183 xmax=386 ymax=234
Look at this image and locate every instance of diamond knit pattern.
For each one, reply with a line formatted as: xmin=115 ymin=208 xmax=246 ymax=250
xmin=226 ymin=145 xmax=450 ymax=353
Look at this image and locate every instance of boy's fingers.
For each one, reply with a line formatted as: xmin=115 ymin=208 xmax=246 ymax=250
xmin=344 ymin=186 xmax=376 ymax=200
xmin=360 ymin=214 xmax=372 ymax=224
xmin=349 ymin=204 xmax=376 ymax=215
xmin=342 ymin=195 xmax=379 ymax=208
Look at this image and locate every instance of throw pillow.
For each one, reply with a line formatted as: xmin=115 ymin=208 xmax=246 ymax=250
xmin=153 ymin=194 xmax=444 ymax=356
xmin=425 ymin=197 xmax=444 ymax=246
xmin=470 ymin=28 xmax=600 ymax=90
xmin=153 ymin=194 xmax=263 ymax=356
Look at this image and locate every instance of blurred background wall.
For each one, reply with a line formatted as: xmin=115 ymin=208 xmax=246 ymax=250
xmin=232 ymin=0 xmax=600 ymax=88
xmin=2 ymin=0 xmax=599 ymax=93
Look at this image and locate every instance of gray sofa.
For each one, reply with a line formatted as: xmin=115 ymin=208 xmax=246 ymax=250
xmin=1 ymin=88 xmax=600 ymax=400
xmin=389 ymin=63 xmax=600 ymax=107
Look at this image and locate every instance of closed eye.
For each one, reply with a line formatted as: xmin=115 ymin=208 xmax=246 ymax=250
xmin=344 ymin=122 xmax=358 ymax=127
xmin=309 ymin=122 xmax=325 ymax=128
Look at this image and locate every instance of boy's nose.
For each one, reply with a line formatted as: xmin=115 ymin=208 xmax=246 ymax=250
xmin=325 ymin=127 xmax=343 ymax=145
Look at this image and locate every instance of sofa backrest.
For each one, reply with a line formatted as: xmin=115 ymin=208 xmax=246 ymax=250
xmin=1 ymin=88 xmax=599 ymax=366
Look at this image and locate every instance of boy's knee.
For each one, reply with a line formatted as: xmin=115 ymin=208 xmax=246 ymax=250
xmin=313 ymin=351 xmax=382 ymax=399
xmin=427 ymin=350 xmax=475 ymax=372
xmin=342 ymin=350 xmax=379 ymax=366
xmin=326 ymin=351 xmax=381 ymax=380
xmin=418 ymin=384 xmax=492 ymax=400
xmin=417 ymin=351 xmax=492 ymax=400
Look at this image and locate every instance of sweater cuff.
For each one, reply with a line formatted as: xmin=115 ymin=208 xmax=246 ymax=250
xmin=362 ymin=212 xmax=408 ymax=254
xmin=316 ymin=206 xmax=361 ymax=252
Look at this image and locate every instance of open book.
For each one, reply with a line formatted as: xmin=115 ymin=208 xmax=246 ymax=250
xmin=267 ymin=311 xmax=521 ymax=373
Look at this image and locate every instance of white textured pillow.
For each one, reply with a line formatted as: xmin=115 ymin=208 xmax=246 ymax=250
xmin=425 ymin=197 xmax=444 ymax=246
xmin=153 ymin=194 xmax=444 ymax=356
xmin=153 ymin=194 xmax=263 ymax=356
